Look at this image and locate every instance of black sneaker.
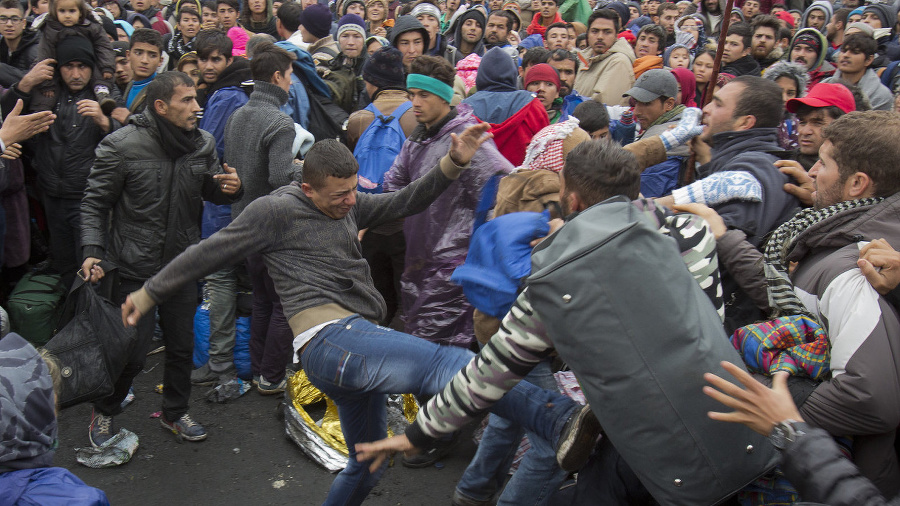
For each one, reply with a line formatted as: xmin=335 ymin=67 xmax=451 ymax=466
xmin=160 ymin=413 xmax=208 ymax=442
xmin=402 ymin=431 xmax=459 ymax=468
xmin=191 ymin=363 xmax=235 ymax=386
xmin=94 ymin=85 xmax=117 ymax=116
xmin=89 ymin=409 xmax=115 ymax=448
xmin=555 ymin=404 xmax=601 ymax=472
xmin=451 ymin=489 xmax=495 ymax=506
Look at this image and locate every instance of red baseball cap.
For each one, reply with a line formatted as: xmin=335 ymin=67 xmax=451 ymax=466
xmin=775 ymin=10 xmax=794 ymax=28
xmin=785 ymin=82 xmax=855 ymax=114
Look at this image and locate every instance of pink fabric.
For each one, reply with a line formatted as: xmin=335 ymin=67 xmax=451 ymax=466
xmin=671 ymin=68 xmax=697 ymax=108
xmin=227 ymin=26 xmax=249 ymax=57
xmin=455 ymin=53 xmax=481 ymax=93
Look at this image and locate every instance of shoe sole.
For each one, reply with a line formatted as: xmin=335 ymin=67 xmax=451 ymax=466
xmin=556 ymin=405 xmax=601 ymax=472
xmin=257 ymin=386 xmax=286 ymax=395
xmin=159 ymin=419 xmax=208 ymax=442
xmin=147 ymin=345 xmax=166 ymax=356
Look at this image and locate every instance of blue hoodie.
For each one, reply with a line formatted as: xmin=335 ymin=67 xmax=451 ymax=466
xmin=462 ymin=47 xmax=535 ymax=123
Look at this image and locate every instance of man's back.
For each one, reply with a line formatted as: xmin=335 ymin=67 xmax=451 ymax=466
xmin=225 ymin=81 xmax=296 ymax=218
xmin=346 ymin=89 xmax=417 ymax=151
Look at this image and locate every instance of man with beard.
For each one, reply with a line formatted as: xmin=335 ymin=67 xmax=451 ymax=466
xmin=825 ymin=7 xmax=850 ymax=52
xmin=784 ymin=82 xmax=854 ymax=170
xmin=450 ymin=7 xmax=486 ymax=61
xmin=81 ymin=71 xmax=242 ymax=447
xmin=751 ymin=15 xmax=783 ymax=70
xmin=655 ymin=2 xmax=679 ymax=46
xmin=787 ymin=27 xmax=834 ymax=87
xmin=548 ymin=48 xmax=585 ymax=117
xmin=483 ymin=9 xmax=518 ymax=57
xmin=573 ymin=9 xmax=635 ymax=106
xmin=698 ymin=0 xmax=724 ymax=33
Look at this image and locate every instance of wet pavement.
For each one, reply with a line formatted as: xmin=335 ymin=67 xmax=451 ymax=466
xmin=55 ymin=352 xmax=479 ymax=505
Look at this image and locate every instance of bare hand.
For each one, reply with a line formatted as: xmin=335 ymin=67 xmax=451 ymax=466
xmin=530 ymin=218 xmax=564 ymax=246
xmin=858 ymin=238 xmax=900 ymax=295
xmin=213 ymin=163 xmax=242 ymax=194
xmin=77 ymin=99 xmax=111 ymax=131
xmin=672 ymin=203 xmax=726 ymax=239
xmin=358 ymin=227 xmax=367 ymax=242
xmin=201 ymin=20 xmax=219 ymax=31
xmin=110 ymin=106 xmax=130 ymax=125
xmin=355 ymin=434 xmax=418 ymax=473
xmin=689 ymin=136 xmax=712 ymax=166
xmin=81 ymin=257 xmax=105 ymax=283
xmin=1 ymin=142 xmax=22 ymax=160
xmin=121 ymin=294 xmax=144 ymax=327
xmin=18 ymin=58 xmax=56 ymax=93
xmin=775 ymin=160 xmax=813 ymax=206
xmin=703 ymin=361 xmax=803 ymax=436
xmin=449 ymin=122 xmax=493 ymax=166
xmin=655 ymin=195 xmax=675 ymax=209
xmin=507 ymin=30 xmax=521 ymax=47
xmin=372 ymin=26 xmax=386 ymax=37
xmin=0 ymin=99 xmax=56 ymax=146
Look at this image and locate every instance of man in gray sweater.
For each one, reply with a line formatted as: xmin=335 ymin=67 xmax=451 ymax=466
xmin=198 ymin=41 xmax=298 ymax=393
xmin=121 ymin=130 xmax=594 ymax=506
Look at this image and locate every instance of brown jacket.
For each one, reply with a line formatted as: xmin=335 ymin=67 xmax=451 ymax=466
xmin=345 ymin=89 xmax=417 ymax=152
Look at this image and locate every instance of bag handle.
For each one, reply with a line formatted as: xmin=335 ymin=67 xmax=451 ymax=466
xmin=58 ymin=261 xmax=122 ymax=331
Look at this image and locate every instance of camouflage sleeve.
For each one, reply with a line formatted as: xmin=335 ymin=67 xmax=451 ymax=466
xmin=632 ymin=198 xmax=725 ymax=322
xmin=404 ymin=290 xmax=556 ymax=448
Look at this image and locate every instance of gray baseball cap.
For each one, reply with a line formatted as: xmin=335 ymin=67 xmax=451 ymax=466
xmin=623 ymin=69 xmax=679 ymax=103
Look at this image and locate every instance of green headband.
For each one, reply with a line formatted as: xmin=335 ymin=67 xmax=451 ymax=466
xmin=407 ymin=73 xmax=454 ymax=104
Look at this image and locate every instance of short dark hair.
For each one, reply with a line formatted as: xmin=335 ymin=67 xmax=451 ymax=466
xmin=201 ymin=0 xmax=217 ymax=10
xmin=795 ymin=103 xmax=846 ymax=126
xmin=488 ymin=10 xmax=516 ymax=32
xmin=637 ymin=24 xmax=666 ymax=45
xmin=572 ymin=100 xmax=609 ymax=132
xmin=522 ymin=46 xmax=550 ymax=68
xmin=250 ymin=40 xmax=295 ymax=80
xmin=303 ymin=139 xmax=359 ymax=189
xmin=549 ymin=48 xmax=579 ymax=71
xmin=824 ymin=111 xmax=900 ymax=198
xmin=409 ymin=55 xmax=455 ymax=86
xmin=751 ymin=14 xmax=780 ymax=35
xmin=131 ymin=28 xmax=164 ymax=51
xmin=771 ymin=2 xmax=786 ymax=9
xmin=195 ymin=29 xmax=233 ymax=58
xmin=564 ymin=139 xmax=641 ymax=205
xmin=777 ymin=26 xmax=792 ymax=42
xmin=726 ymin=22 xmax=752 ymax=49
xmin=0 ymin=0 xmax=24 ymax=15
xmin=177 ymin=5 xmax=201 ymax=22
xmin=833 ymin=7 xmax=851 ymax=26
xmin=587 ymin=9 xmax=620 ymax=32
xmin=146 ymin=71 xmax=196 ymax=112
xmin=731 ymin=75 xmax=784 ymax=128
xmin=217 ymin=0 xmax=240 ymax=11
xmin=657 ymin=2 xmax=678 ymax=16
xmin=277 ymin=1 xmax=301 ymax=32
xmin=246 ymin=33 xmax=276 ymax=57
xmin=546 ymin=21 xmax=569 ymax=35
xmin=842 ymin=32 xmax=877 ymax=58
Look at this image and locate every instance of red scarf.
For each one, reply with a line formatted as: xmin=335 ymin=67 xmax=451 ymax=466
xmin=526 ymin=11 xmax=563 ymax=36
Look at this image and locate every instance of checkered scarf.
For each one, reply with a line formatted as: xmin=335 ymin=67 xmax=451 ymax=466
xmin=516 ymin=119 xmax=580 ymax=173
xmin=763 ymin=197 xmax=884 ymax=321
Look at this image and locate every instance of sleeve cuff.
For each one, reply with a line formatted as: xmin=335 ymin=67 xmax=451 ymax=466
xmin=439 ymin=154 xmax=468 ymax=180
xmin=129 ymin=286 xmax=158 ymax=316
xmin=671 ymin=185 xmax=706 ymax=206
xmin=404 ymin=420 xmax=436 ymax=449
xmin=82 ymin=245 xmax=105 ymax=261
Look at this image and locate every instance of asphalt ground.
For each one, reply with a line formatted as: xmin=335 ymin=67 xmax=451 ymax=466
xmin=55 ymin=351 xmax=481 ymax=505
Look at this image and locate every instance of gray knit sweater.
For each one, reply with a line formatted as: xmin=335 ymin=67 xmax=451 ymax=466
xmin=142 ymin=158 xmax=463 ymax=332
xmin=224 ymin=80 xmax=297 ymax=218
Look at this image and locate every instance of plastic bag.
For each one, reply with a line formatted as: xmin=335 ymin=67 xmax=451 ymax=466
xmin=75 ymin=429 xmax=139 ymax=468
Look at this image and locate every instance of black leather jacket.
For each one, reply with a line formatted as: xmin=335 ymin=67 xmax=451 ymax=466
xmin=80 ymin=112 xmax=239 ymax=280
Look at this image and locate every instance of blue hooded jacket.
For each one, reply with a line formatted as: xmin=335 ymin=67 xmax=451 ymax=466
xmin=462 ymin=47 xmax=535 ymax=123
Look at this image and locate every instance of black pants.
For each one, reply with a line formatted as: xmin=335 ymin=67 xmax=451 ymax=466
xmin=93 ymin=278 xmax=196 ymax=421
xmin=247 ymin=253 xmax=293 ymax=383
xmin=42 ymin=196 xmax=81 ymax=288
xmin=549 ymin=438 xmax=657 ymax=506
xmin=361 ymin=230 xmax=405 ymax=325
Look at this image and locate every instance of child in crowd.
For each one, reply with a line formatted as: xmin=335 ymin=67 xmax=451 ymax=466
xmin=33 ymin=0 xmax=117 ymax=114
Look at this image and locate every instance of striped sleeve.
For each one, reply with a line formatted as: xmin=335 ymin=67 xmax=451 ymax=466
xmin=405 ymin=290 xmax=556 ymax=448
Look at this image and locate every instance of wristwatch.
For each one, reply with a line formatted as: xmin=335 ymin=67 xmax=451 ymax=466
xmin=769 ymin=419 xmax=806 ymax=451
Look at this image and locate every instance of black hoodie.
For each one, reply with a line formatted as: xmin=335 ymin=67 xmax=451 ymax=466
xmin=198 ymin=56 xmax=252 ymax=107
xmin=722 ymin=54 xmax=761 ymax=77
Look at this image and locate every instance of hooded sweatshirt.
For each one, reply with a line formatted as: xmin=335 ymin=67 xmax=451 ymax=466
xmin=799 ymin=0 xmax=832 ymax=32
xmin=0 ymin=333 xmax=110 ymax=505
xmin=462 ymin=47 xmax=536 ymax=123
xmin=388 ymin=15 xmax=431 ymax=50
xmin=573 ymin=37 xmax=636 ymax=106
xmin=450 ymin=8 xmax=486 ymax=60
xmin=788 ymin=28 xmax=834 ymax=86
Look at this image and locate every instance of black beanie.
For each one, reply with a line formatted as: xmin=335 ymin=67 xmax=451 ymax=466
xmin=362 ymin=46 xmax=406 ymax=89
xmin=57 ymin=36 xmax=96 ymax=67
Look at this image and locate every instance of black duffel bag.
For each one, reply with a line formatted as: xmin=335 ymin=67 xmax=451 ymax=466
xmin=43 ymin=262 xmax=137 ymax=409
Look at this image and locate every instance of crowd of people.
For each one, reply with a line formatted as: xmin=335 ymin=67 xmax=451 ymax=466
xmin=1 ymin=0 xmax=900 ymax=503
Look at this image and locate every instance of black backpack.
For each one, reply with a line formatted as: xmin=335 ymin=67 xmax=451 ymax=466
xmin=306 ymin=90 xmax=349 ymax=144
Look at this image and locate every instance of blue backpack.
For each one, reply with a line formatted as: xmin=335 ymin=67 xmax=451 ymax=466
xmin=352 ymin=101 xmax=413 ymax=193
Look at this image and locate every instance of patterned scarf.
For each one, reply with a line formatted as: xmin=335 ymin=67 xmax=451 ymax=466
xmin=763 ymin=197 xmax=884 ymax=320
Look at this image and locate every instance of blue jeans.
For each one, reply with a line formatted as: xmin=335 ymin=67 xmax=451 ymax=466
xmin=299 ymin=315 xmax=577 ymax=506
xmin=455 ymin=359 xmax=569 ymax=506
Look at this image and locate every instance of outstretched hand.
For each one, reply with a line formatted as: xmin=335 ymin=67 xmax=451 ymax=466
xmin=0 ymin=99 xmax=55 ymax=146
xmin=776 ymin=160 xmax=814 ymax=206
xmin=355 ymin=434 xmax=418 ymax=473
xmin=672 ymin=203 xmax=727 ymax=239
xmin=449 ymin=122 xmax=493 ymax=167
xmin=121 ymin=294 xmax=144 ymax=328
xmin=703 ymin=361 xmax=803 ymax=436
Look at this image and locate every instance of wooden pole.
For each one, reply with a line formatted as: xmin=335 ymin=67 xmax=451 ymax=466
xmin=683 ymin=0 xmax=736 ymax=184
